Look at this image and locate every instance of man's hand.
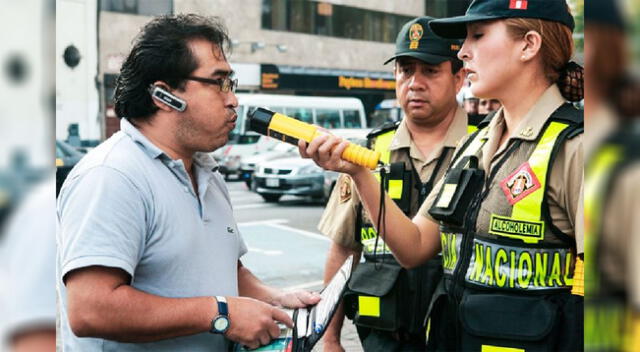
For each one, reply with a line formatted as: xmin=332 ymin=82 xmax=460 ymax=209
xmin=225 ymin=296 xmax=293 ymax=350
xmin=271 ymin=289 xmax=321 ymax=309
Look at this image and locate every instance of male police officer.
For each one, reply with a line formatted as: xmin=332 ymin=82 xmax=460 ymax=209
xmin=318 ymin=17 xmax=468 ymax=351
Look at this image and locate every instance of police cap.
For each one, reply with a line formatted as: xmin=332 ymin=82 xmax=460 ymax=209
xmin=384 ymin=16 xmax=462 ymax=65
xmin=429 ymin=0 xmax=575 ymax=39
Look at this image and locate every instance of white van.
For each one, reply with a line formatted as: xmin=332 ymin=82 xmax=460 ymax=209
xmin=234 ymin=93 xmax=367 ymax=134
xmin=214 ymin=94 xmax=367 ymax=180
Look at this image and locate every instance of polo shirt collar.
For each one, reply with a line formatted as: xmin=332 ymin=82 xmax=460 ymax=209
xmin=120 ymin=118 xmax=166 ymax=160
xmin=194 ymin=152 xmax=220 ymax=172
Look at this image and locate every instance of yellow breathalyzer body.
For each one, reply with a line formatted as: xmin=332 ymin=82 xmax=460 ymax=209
xmin=248 ymin=107 xmax=381 ymax=170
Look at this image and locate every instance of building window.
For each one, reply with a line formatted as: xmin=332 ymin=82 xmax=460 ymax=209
xmin=314 ymin=2 xmax=333 ymax=35
xmin=262 ymin=0 xmax=287 ymax=30
xmin=425 ymin=0 xmax=471 ymax=18
xmin=100 ymin=0 xmax=173 ymax=16
xmin=290 ymin=1 xmax=315 ymax=34
xmin=262 ymin=0 xmax=412 ymax=43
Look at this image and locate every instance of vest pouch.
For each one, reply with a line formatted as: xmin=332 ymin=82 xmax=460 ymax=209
xmin=459 ymin=293 xmax=559 ymax=352
xmin=406 ymin=257 xmax=443 ymax=334
xmin=383 ymin=162 xmax=412 ymax=214
xmin=428 ymin=156 xmax=484 ymax=226
xmin=343 ymin=261 xmax=404 ymax=331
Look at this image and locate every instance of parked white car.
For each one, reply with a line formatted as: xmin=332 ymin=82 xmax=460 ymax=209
xmin=239 ymin=143 xmax=297 ymax=187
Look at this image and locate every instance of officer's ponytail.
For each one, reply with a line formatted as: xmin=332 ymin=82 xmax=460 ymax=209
xmin=557 ymin=61 xmax=583 ymax=102
xmin=504 ymin=18 xmax=583 ymax=102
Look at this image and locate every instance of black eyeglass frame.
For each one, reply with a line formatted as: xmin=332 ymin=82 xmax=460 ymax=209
xmin=185 ymin=76 xmax=238 ymax=93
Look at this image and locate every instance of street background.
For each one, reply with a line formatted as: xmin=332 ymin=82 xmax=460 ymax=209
xmin=228 ymin=180 xmax=363 ymax=351
xmin=0 ymin=0 xmax=620 ymax=351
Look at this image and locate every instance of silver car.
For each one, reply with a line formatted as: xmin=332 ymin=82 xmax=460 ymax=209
xmin=253 ymin=157 xmax=325 ymax=203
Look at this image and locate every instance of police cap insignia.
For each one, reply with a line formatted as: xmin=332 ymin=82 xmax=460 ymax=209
xmin=384 ymin=16 xmax=461 ymax=65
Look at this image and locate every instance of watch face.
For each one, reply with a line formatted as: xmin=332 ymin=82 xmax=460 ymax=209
xmin=214 ymin=316 xmax=229 ymax=332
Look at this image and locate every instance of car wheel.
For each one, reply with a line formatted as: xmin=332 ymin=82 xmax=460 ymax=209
xmin=261 ymin=194 xmax=281 ymax=203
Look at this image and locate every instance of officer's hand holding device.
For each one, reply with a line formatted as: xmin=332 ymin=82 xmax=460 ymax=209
xmin=249 ymin=108 xmax=395 ymax=260
xmin=248 ymin=108 xmax=381 ymax=170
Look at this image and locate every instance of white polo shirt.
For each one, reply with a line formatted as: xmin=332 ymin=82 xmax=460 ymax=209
xmin=57 ymin=118 xmax=247 ymax=351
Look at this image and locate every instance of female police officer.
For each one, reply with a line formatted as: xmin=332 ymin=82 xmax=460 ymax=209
xmin=299 ymin=0 xmax=583 ymax=350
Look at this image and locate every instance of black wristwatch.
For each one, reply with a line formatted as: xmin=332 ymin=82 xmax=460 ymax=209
xmin=209 ymin=296 xmax=230 ymax=334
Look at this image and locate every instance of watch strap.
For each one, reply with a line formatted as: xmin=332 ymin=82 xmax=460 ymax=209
xmin=215 ymin=296 xmax=228 ymax=316
xmin=210 ymin=296 xmax=230 ymax=334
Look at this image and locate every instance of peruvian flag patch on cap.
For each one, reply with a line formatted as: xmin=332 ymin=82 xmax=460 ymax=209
xmin=509 ymin=0 xmax=528 ymax=10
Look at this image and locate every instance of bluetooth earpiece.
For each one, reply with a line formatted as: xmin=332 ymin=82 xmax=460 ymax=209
xmin=149 ymin=85 xmax=187 ymax=112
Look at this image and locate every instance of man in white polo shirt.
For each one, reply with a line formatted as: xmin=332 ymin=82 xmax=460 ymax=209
xmin=56 ymin=14 xmax=320 ymax=351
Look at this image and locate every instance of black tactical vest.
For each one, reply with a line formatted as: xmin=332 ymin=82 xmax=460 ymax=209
xmin=585 ymin=122 xmax=640 ymax=352
xmin=427 ymin=103 xmax=584 ymax=351
xmin=344 ymin=115 xmax=479 ymax=338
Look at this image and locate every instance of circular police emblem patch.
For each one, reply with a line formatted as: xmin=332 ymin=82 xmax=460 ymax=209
xmin=409 ymin=23 xmax=424 ymax=41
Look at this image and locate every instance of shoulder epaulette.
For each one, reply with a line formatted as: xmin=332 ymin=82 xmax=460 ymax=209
xmin=551 ymin=103 xmax=583 ymax=139
xmin=551 ymin=103 xmax=583 ymax=125
xmin=366 ymin=120 xmax=401 ymax=140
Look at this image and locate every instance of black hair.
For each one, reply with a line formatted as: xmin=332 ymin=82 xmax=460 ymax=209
xmin=114 ymin=14 xmax=230 ymax=120
xmin=450 ymin=58 xmax=463 ymax=74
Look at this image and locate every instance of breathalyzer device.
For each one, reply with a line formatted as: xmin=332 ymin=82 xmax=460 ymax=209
xmin=248 ymin=107 xmax=381 ymax=170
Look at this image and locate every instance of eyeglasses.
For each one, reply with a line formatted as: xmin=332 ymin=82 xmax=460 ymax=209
xmin=185 ymin=76 xmax=238 ymax=93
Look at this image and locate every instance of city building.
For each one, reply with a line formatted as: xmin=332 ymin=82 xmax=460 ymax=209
xmin=58 ymin=0 xmax=477 ymax=141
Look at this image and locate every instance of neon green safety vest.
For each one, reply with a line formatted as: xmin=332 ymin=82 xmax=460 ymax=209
xmin=584 ymin=125 xmax=640 ymax=352
xmin=428 ymin=103 xmax=584 ymax=352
